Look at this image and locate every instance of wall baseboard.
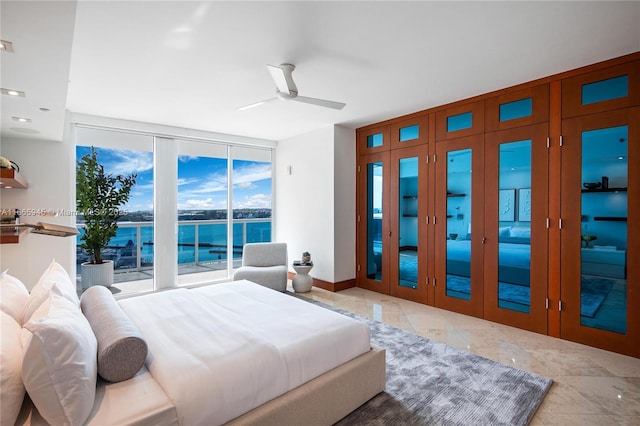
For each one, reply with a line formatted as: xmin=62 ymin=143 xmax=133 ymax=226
xmin=288 ymin=272 xmax=356 ymax=292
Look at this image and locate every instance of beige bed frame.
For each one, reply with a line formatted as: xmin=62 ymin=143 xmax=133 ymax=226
xmin=17 ymin=346 xmax=385 ymax=426
xmin=228 ymin=345 xmax=386 ymax=425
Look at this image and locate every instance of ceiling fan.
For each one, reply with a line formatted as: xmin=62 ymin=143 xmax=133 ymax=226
xmin=238 ymin=63 xmax=346 ymax=111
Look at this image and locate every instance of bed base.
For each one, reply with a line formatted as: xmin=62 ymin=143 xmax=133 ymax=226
xmin=226 ymin=346 xmax=386 ymax=426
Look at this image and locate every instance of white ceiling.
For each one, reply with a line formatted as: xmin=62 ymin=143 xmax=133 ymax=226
xmin=2 ymin=1 xmax=639 ymax=143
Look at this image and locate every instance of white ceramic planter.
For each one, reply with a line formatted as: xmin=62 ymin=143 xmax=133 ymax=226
xmin=81 ymin=260 xmax=114 ymax=289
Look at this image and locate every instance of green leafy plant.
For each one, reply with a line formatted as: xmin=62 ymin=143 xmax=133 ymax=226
xmin=302 ymin=251 xmax=311 ymax=257
xmin=76 ymin=147 xmax=137 ymax=264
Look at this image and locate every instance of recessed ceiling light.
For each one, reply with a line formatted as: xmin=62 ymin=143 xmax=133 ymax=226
xmin=12 ymin=116 xmax=32 ymax=123
xmin=0 ymin=40 xmax=14 ymax=53
xmin=618 ymin=156 xmax=625 ymax=160
xmin=1 ymin=88 xmax=25 ymax=97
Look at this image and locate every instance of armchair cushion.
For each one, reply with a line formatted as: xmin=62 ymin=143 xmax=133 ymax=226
xmin=234 ymin=243 xmax=288 ymax=292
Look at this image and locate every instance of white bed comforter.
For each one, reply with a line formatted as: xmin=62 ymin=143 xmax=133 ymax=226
xmin=118 ymin=280 xmax=371 ymax=426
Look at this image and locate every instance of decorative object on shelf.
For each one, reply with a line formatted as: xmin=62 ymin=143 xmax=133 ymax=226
xmin=583 ymin=182 xmax=601 ymax=190
xmin=581 ymin=234 xmax=597 ymax=248
xmin=302 ymin=251 xmax=311 ymax=264
xmin=0 ymin=156 xmax=11 ymax=168
xmin=449 ymin=233 xmax=458 ymax=240
xmin=77 ymin=147 xmax=137 ymax=288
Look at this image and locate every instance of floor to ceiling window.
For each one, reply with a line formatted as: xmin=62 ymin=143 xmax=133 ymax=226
xmin=74 ymin=123 xmax=274 ymax=295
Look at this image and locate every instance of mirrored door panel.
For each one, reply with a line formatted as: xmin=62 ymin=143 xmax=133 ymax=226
xmin=484 ymin=124 xmax=548 ymax=333
xmin=390 ymin=146 xmax=429 ymax=304
xmin=561 ymin=108 xmax=639 ymax=358
xmin=580 ymin=125 xmax=628 ymax=334
xmin=358 ymin=152 xmax=390 ymax=294
xmin=435 ymin=136 xmax=484 ymax=318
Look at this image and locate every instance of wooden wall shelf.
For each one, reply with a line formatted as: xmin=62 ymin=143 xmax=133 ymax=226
xmin=0 ymin=227 xmax=28 ymax=244
xmin=0 ymin=168 xmax=29 ymax=189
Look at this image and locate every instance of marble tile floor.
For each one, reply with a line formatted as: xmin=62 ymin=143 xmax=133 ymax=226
xmin=291 ymin=284 xmax=640 ymax=425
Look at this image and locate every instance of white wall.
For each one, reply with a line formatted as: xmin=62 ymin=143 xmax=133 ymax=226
xmin=0 ymin=124 xmax=75 ymax=289
xmin=275 ymin=125 xmax=356 ymax=284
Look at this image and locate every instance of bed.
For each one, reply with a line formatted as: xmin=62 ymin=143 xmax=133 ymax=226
xmin=2 ymin=262 xmax=385 ymax=426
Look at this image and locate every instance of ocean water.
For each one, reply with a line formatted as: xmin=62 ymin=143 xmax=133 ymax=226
xmin=76 ymin=222 xmax=271 ymax=267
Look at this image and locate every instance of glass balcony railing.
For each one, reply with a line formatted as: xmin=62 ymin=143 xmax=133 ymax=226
xmin=76 ymin=218 xmax=271 ymax=283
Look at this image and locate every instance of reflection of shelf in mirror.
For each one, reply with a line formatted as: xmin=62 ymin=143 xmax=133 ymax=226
xmin=581 ymin=187 xmax=627 ymax=193
xmin=403 ymin=195 xmax=418 ymax=199
xmin=594 ymin=216 xmax=627 ymax=222
xmin=447 ymin=193 xmax=466 ymax=197
xmin=403 ymin=214 xmax=418 ymax=218
xmin=446 ymin=215 xmax=453 ymax=218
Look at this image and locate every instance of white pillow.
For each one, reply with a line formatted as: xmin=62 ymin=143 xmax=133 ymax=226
xmin=510 ymin=227 xmax=531 ymax=238
xmin=0 ymin=269 xmax=29 ymax=325
xmin=22 ymin=260 xmax=79 ymax=324
xmin=1 ymin=311 xmax=25 ymax=426
xmin=21 ymin=294 xmax=97 ymax=426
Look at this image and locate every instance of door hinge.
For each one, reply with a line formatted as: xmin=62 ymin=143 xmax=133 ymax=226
xmin=558 ymin=300 xmax=563 ymax=311
xmin=482 ymin=237 xmax=487 ymax=244
xmin=357 ymin=165 xmax=361 ymax=173
xmin=546 ymin=217 xmax=550 ymax=229
xmin=426 ymin=156 xmax=429 ymax=164
xmin=357 ymin=264 xmax=361 ymax=272
xmin=546 ymin=137 xmax=550 ymax=148
xmin=559 ymin=218 xmax=563 ymax=229
xmin=559 ymin=135 xmax=564 ymax=147
xmin=357 ymin=215 xmax=361 ymax=222
xmin=545 ymin=298 xmax=549 ymax=309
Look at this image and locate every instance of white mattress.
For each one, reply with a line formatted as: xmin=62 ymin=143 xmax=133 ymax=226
xmin=118 ymin=280 xmax=371 ymax=425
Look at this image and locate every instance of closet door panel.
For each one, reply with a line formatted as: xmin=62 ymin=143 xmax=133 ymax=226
xmin=483 ymin=124 xmax=548 ymax=333
xmin=358 ymin=152 xmax=391 ymax=294
xmin=389 ymin=145 xmax=429 ymax=303
xmin=560 ymin=108 xmax=639 ymax=358
xmin=434 ymin=135 xmax=484 ymax=318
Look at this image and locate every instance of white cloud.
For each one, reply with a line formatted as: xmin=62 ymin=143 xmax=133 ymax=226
xmin=234 ymin=193 xmax=271 ymax=209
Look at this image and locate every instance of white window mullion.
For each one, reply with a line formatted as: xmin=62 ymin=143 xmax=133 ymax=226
xmin=154 ymin=137 xmax=178 ymax=289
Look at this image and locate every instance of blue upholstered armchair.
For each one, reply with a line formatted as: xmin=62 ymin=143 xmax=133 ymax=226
xmin=233 ymin=242 xmax=288 ymax=292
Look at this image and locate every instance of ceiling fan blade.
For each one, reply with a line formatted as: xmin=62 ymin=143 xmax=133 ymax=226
xmin=237 ymin=97 xmax=278 ymax=111
xmin=293 ymin=96 xmax=346 ymax=110
xmin=267 ymin=64 xmax=292 ymax=94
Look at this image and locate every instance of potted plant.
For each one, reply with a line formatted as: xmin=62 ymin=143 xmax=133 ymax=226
xmin=76 ymin=147 xmax=136 ymax=288
xmin=302 ymin=251 xmax=311 ymax=264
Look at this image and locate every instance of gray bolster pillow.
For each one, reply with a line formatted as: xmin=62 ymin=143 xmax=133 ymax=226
xmin=80 ymin=286 xmax=148 ymax=382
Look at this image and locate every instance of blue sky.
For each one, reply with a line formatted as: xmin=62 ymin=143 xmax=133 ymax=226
xmin=76 ymin=146 xmax=272 ymax=211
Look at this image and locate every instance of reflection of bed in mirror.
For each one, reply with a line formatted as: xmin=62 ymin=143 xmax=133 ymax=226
xmin=446 ymin=238 xmax=531 ymax=286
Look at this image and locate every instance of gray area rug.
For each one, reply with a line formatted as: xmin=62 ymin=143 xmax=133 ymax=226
xmin=294 ymin=295 xmax=552 ymax=426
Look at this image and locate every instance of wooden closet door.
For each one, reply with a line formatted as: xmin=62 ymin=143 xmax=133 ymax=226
xmin=560 ymin=108 xmax=639 ymax=358
xmin=433 ymin=135 xmax=485 ymax=318
xmin=357 ymin=152 xmax=391 ymax=294
xmin=389 ymin=145 xmax=429 ymax=304
xmin=483 ymin=123 xmax=549 ymax=334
